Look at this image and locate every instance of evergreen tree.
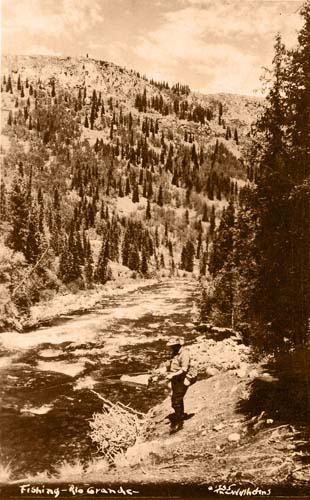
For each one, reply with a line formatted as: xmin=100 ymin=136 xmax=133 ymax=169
xmin=232 ymin=12 xmax=310 ymax=351
xmin=128 ymin=244 xmax=140 ymax=271
xmin=202 ymin=203 xmax=208 ymax=222
xmin=51 ymin=81 xmax=56 ymax=98
xmin=50 ymin=188 xmax=63 ymax=255
xmin=24 ymin=201 xmax=43 ymax=264
xmin=7 ymin=111 xmax=13 ymax=126
xmin=141 ymin=248 xmax=148 ymax=274
xmin=132 ymin=181 xmax=139 ymax=203
xmin=0 ymin=180 xmax=7 ymax=221
xmin=157 ymin=185 xmax=163 ymax=206
xmin=199 ymin=251 xmax=207 ymax=276
xmin=118 ymin=179 xmax=124 ymax=197
xmin=196 ymin=228 xmax=202 ymax=259
xmin=84 ymin=238 xmax=94 ymax=286
xmin=209 ymin=205 xmax=216 ymax=236
xmin=207 ymin=201 xmax=235 ymax=327
xmin=7 ymin=171 xmax=29 ymax=254
xmin=209 ymin=201 xmax=235 ymax=276
xmin=95 ymin=238 xmax=110 ymax=284
xmin=125 ymin=177 xmax=131 ymax=195
xmin=109 ymin=216 xmax=120 ymax=261
xmin=234 ymin=128 xmax=239 ymax=144
xmin=6 ymin=75 xmax=12 ymax=93
xmin=122 ymin=229 xmax=130 ymax=267
xmin=180 ymin=240 xmax=195 ymax=272
xmin=146 ymin=198 xmax=151 ymax=219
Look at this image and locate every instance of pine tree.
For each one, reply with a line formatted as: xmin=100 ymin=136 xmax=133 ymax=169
xmin=146 ymin=198 xmax=151 ymax=219
xmin=24 ymin=201 xmax=43 ymax=264
xmin=157 ymin=185 xmax=163 ymax=206
xmin=7 ymin=111 xmax=13 ymax=126
xmin=58 ymin=237 xmax=80 ymax=284
xmin=118 ymin=179 xmax=124 ymax=197
xmin=180 ymin=240 xmax=195 ymax=272
xmin=95 ymin=238 xmax=110 ymax=283
xmin=51 ymin=81 xmax=56 ymax=98
xmin=209 ymin=201 xmax=234 ymax=276
xmin=207 ymin=200 xmax=235 ymax=327
xmin=284 ymin=3 xmax=310 ymax=347
xmin=141 ymin=248 xmax=148 ymax=274
xmin=154 ymin=227 xmax=159 ymax=247
xmin=125 ymin=177 xmax=131 ymax=195
xmin=202 ymin=203 xmax=208 ymax=222
xmin=232 ymin=16 xmax=310 ymax=351
xmin=109 ymin=216 xmax=120 ymax=261
xmin=6 ymin=76 xmax=12 ymax=93
xmin=50 ymin=187 xmax=63 ymax=255
xmin=122 ymin=228 xmax=130 ymax=267
xmin=234 ymin=128 xmax=239 ymax=144
xmin=84 ymin=238 xmax=94 ymax=286
xmin=209 ymin=205 xmax=216 ymax=236
xmin=196 ymin=228 xmax=202 ymax=259
xmin=132 ymin=182 xmax=139 ymax=203
xmin=128 ymin=244 xmax=140 ymax=271
xmin=0 ymin=180 xmax=7 ymax=221
xmin=199 ymin=251 xmax=207 ymax=276
xmin=7 ymin=171 xmax=29 ymax=254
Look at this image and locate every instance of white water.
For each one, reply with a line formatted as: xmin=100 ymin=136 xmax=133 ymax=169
xmin=0 ymin=279 xmax=198 ymax=377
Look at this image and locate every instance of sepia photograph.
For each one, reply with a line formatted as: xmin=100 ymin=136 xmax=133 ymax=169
xmin=0 ymin=0 xmax=309 ymax=498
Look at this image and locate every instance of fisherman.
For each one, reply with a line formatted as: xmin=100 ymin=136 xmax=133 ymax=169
xmin=165 ymin=337 xmax=193 ymax=433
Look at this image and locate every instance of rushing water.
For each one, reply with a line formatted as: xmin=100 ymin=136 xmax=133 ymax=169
xmin=0 ymin=279 xmax=199 ymax=478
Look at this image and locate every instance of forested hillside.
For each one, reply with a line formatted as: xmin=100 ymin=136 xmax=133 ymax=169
xmin=203 ymin=4 xmax=310 ymax=356
xmin=0 ymin=53 xmax=259 ymax=330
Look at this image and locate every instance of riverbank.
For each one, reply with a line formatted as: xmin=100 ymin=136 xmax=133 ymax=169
xmin=4 ymin=353 xmax=307 ymax=490
xmin=1 ymin=277 xmax=308 ymax=493
xmin=26 ymin=277 xmax=159 ymax=330
xmin=1 ymin=276 xmax=159 ymax=334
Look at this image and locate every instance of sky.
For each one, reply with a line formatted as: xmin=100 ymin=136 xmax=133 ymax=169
xmin=1 ymin=0 xmax=305 ymax=96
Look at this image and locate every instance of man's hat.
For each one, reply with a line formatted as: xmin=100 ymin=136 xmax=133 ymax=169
xmin=166 ymin=337 xmax=184 ymax=347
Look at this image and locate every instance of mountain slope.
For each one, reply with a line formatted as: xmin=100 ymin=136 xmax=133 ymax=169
xmin=0 ymin=54 xmax=261 ymax=329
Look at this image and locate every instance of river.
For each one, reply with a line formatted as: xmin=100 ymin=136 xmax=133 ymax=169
xmin=0 ymin=279 xmax=199 ymax=479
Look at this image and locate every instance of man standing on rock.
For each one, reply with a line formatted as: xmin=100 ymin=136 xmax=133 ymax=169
xmin=165 ymin=337 xmax=192 ymax=433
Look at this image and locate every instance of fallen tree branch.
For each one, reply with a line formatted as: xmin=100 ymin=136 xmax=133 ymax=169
xmin=9 ymin=246 xmax=50 ymax=301
xmin=89 ymin=389 xmax=145 ymax=417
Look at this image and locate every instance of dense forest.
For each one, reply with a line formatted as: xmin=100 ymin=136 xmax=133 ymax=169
xmin=0 ymin=47 xmax=250 ymax=330
xmin=202 ymin=3 xmax=310 ymax=357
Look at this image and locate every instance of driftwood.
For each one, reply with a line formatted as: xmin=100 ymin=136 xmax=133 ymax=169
xmin=89 ymin=390 xmax=145 ymax=417
xmin=89 ymin=392 xmax=144 ymax=463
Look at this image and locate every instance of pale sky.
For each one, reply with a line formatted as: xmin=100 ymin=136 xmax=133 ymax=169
xmin=1 ymin=0 xmax=304 ymax=95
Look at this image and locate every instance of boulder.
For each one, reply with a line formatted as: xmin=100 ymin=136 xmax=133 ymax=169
xmin=228 ymin=432 xmax=241 ymax=442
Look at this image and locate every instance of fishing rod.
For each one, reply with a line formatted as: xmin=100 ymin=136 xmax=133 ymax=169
xmin=14 ymin=368 xmax=155 ymax=394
